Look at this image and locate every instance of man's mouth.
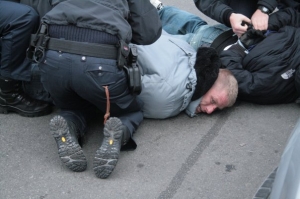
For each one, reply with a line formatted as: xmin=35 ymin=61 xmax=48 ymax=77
xmin=196 ymin=105 xmax=203 ymax=113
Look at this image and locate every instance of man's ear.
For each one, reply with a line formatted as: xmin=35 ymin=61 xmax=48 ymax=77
xmin=192 ymin=47 xmax=220 ymax=101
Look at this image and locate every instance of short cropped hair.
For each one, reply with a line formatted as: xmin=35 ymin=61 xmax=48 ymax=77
xmin=217 ymin=69 xmax=238 ymax=107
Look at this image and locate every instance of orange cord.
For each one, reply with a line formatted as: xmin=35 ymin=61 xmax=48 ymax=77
xmin=103 ymin=86 xmax=110 ymax=124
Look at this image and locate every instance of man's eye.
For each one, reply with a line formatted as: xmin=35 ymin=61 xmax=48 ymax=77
xmin=211 ymin=98 xmax=215 ymax=104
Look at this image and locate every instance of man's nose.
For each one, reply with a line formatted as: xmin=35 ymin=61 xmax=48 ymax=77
xmin=206 ymin=105 xmax=217 ymax=114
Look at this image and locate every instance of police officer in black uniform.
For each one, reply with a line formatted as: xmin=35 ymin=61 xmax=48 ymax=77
xmin=34 ymin=0 xmax=162 ymax=179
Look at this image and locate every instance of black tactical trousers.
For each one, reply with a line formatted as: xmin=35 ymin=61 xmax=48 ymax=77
xmin=0 ymin=1 xmax=39 ymax=81
xmin=39 ymin=50 xmax=143 ymax=149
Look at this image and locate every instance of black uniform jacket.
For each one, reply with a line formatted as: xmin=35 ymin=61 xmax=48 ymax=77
xmin=220 ymin=7 xmax=300 ymax=104
xmin=193 ymin=0 xmax=278 ymax=27
xmin=42 ymin=0 xmax=162 ymax=45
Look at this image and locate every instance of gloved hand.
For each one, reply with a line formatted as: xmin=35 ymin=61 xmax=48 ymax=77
xmin=239 ymin=28 xmax=266 ymax=49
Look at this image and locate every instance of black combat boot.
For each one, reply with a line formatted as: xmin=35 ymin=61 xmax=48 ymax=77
xmin=50 ymin=115 xmax=87 ymax=172
xmin=93 ymin=117 xmax=130 ymax=179
xmin=0 ymin=76 xmax=52 ymax=117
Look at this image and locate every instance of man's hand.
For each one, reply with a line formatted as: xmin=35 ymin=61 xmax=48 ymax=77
xmin=229 ymin=13 xmax=251 ymax=37
xmin=251 ymin=9 xmax=269 ymax=31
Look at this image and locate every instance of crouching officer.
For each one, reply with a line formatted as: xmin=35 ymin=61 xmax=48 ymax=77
xmin=30 ymin=0 xmax=162 ymax=178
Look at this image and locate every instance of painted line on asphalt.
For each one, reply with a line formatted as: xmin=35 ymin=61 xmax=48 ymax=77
xmin=158 ymin=109 xmax=231 ymax=199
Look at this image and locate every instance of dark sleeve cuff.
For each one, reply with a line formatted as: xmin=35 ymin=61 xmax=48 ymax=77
xmin=223 ymin=10 xmax=234 ymax=27
xmin=257 ymin=2 xmax=276 ymax=13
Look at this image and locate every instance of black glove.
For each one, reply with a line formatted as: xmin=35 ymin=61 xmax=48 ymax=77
xmin=239 ymin=28 xmax=266 ymax=49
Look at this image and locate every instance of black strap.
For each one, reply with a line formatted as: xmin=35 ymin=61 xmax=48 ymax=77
xmin=210 ymin=29 xmax=237 ymax=55
xmin=48 ymin=37 xmax=118 ymax=59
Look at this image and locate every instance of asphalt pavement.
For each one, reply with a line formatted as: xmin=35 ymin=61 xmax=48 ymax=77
xmin=1 ymin=1 xmax=300 ymax=199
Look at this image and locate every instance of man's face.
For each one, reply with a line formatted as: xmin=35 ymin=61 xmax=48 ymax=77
xmin=195 ymin=84 xmax=229 ymax=115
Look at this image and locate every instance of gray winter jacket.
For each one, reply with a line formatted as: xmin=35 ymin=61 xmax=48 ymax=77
xmin=136 ymin=31 xmax=198 ymax=119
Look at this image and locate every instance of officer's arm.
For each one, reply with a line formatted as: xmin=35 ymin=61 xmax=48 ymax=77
xmin=257 ymin=0 xmax=277 ymax=13
xmin=268 ymin=7 xmax=300 ymax=30
xmin=127 ymin=0 xmax=162 ymax=45
xmin=193 ymin=0 xmax=234 ymax=27
xmin=219 ymin=44 xmax=253 ymax=96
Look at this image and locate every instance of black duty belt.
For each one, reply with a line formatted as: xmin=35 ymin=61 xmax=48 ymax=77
xmin=27 ymin=24 xmax=129 ymax=68
xmin=30 ymin=34 xmax=118 ymax=60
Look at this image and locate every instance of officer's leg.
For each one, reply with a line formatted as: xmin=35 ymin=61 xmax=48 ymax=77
xmin=71 ymin=55 xmax=144 ymax=178
xmin=87 ymin=88 xmax=142 ymax=178
xmin=49 ymin=110 xmax=89 ymax=172
xmin=93 ymin=103 xmax=143 ymax=179
xmin=0 ymin=1 xmax=39 ymax=79
xmin=0 ymin=1 xmax=52 ymax=117
xmin=39 ymin=50 xmax=96 ymax=172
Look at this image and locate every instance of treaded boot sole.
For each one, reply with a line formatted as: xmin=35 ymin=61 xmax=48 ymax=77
xmin=0 ymin=104 xmax=52 ymax=117
xmin=93 ymin=117 xmax=123 ymax=179
xmin=50 ymin=115 xmax=87 ymax=172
